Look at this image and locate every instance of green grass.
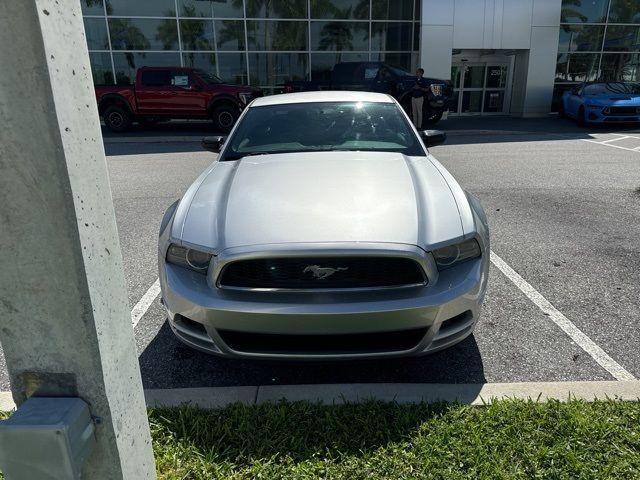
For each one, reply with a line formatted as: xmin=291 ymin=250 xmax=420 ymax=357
xmin=2 ymin=400 xmax=639 ymax=479
xmin=150 ymin=399 xmax=640 ymax=479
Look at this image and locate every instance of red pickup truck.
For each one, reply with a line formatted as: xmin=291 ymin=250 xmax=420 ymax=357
xmin=95 ymin=67 xmax=262 ymax=132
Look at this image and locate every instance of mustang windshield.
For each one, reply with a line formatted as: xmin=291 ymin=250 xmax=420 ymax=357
xmin=222 ymin=102 xmax=425 ymax=160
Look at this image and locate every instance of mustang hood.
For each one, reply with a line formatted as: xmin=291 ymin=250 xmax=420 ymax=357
xmin=176 ymin=152 xmax=464 ymax=251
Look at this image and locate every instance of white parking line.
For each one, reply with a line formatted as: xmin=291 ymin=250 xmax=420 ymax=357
xmin=598 ymin=135 xmax=631 ymax=144
xmin=580 ymin=138 xmax=640 ymax=153
xmin=490 ymin=251 xmax=636 ymax=381
xmin=131 ymin=278 xmax=160 ymax=328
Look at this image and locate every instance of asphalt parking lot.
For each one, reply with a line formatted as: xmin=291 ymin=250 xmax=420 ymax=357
xmin=1 ymin=117 xmax=639 ymax=391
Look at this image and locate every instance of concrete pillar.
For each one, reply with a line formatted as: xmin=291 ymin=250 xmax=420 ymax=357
xmin=0 ymin=1 xmax=156 ymax=478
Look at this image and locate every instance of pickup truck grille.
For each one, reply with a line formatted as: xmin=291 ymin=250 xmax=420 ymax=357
xmin=218 ymin=257 xmax=426 ymax=290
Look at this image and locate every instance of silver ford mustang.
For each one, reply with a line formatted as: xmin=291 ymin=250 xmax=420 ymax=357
xmin=158 ymin=91 xmax=489 ymax=359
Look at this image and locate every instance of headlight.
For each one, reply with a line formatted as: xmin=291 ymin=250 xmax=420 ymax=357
xmin=166 ymin=244 xmax=212 ymax=274
xmin=429 ymin=84 xmax=443 ymax=96
xmin=432 ymin=239 xmax=481 ymax=271
xmin=238 ymin=92 xmax=252 ymax=105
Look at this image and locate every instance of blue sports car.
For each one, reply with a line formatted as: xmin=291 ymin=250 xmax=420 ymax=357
xmin=560 ymin=81 xmax=640 ymax=125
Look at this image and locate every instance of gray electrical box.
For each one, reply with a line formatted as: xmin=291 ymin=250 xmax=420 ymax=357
xmin=0 ymin=397 xmax=96 ymax=480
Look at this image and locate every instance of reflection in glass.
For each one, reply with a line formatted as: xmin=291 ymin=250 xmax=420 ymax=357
xmin=558 ymin=25 xmax=605 ymax=52
xmin=249 ymin=53 xmax=308 ymax=86
xmin=372 ymin=0 xmax=415 ymax=20
xmin=245 ymin=0 xmax=307 ymax=19
xmin=555 ymin=53 xmax=599 ymax=82
xmin=310 ymin=0 xmax=369 ymax=20
xmin=603 ymin=25 xmax=640 ymax=52
xmin=84 ymin=17 xmax=110 ymax=50
xmin=217 ymin=53 xmax=249 ymax=83
xmin=112 ymin=52 xmax=180 ymax=84
xmin=608 ymin=0 xmax=640 ymax=24
xmin=371 ymin=22 xmax=413 ymax=51
xmin=485 ymin=65 xmax=507 ymax=88
xmin=451 ymin=65 xmax=461 ymax=88
xmin=247 ymin=21 xmax=307 ymax=51
xmin=81 ymin=0 xmax=106 ymax=15
xmin=371 ymin=52 xmax=413 ymax=72
xmin=483 ymin=91 xmax=504 ymax=112
xmin=109 ymin=18 xmax=178 ymax=50
xmin=461 ymin=91 xmax=483 ymax=113
xmin=216 ymin=20 xmax=246 ymax=50
xmin=89 ymin=52 xmax=114 ymax=84
xmin=180 ymin=19 xmax=214 ymax=50
xmin=107 ymin=0 xmax=175 ymax=17
xmin=413 ymin=22 xmax=420 ymax=51
xmin=463 ymin=65 xmax=485 ymax=88
xmin=311 ymin=52 xmax=368 ymax=80
xmin=213 ymin=0 xmax=244 ymax=18
xmin=600 ymin=53 xmax=640 ymax=81
xmin=311 ymin=21 xmax=369 ymax=51
xmin=560 ymin=0 xmax=609 ymax=23
xmin=182 ymin=51 xmax=215 ymax=71
xmin=178 ymin=0 xmax=211 ymax=17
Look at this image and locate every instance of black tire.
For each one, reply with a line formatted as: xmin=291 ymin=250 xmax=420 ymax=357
xmin=423 ymin=110 xmax=443 ymax=126
xmin=103 ymin=105 xmax=132 ymax=132
xmin=558 ymin=103 xmax=566 ymax=118
xmin=211 ymin=104 xmax=239 ymax=132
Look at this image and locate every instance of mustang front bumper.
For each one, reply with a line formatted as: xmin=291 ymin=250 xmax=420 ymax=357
xmin=160 ymin=252 xmax=488 ymax=360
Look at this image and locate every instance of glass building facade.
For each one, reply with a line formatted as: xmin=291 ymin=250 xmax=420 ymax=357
xmin=82 ymin=0 xmax=421 ymax=93
xmin=555 ymin=0 xmax=640 ymax=104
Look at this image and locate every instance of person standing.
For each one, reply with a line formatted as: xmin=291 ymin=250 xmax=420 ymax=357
xmin=411 ymin=68 xmax=429 ymax=130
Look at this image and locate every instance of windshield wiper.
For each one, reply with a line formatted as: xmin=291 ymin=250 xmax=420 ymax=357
xmin=223 ymin=152 xmax=271 ymax=160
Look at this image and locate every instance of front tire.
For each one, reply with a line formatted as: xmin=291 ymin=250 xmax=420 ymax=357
xmin=212 ymin=104 xmax=239 ymax=133
xmin=103 ymin=105 xmax=132 ymax=132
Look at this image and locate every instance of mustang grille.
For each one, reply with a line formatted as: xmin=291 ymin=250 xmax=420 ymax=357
xmin=218 ymin=257 xmax=426 ymax=290
xmin=607 ymin=106 xmax=637 ymax=115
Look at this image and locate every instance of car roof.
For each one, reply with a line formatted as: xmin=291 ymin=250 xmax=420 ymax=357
xmin=251 ymin=91 xmax=395 ymax=107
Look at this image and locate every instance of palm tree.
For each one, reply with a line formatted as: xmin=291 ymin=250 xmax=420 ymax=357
xmin=318 ymin=20 xmax=354 ymax=65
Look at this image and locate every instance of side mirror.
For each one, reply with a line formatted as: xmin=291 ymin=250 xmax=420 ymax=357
xmin=421 ymin=130 xmax=446 ymax=147
xmin=202 ymin=136 xmax=226 ymax=153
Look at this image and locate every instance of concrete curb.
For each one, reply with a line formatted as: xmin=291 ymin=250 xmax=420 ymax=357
xmin=2 ymin=381 xmax=638 ymax=412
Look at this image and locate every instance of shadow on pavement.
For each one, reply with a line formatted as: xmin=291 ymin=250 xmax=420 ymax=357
xmin=139 ymin=321 xmax=486 ymax=389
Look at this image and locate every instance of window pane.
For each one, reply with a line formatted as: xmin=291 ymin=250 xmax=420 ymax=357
xmin=213 ymin=0 xmax=244 ymax=18
xmin=558 ymin=25 xmax=605 ymax=52
xmin=246 ymin=0 xmax=307 ymax=18
xmin=463 ymin=65 xmax=485 ymax=88
xmin=107 ymin=0 xmax=176 ymax=16
xmin=311 ymin=52 xmax=369 ymax=80
xmin=371 ymin=22 xmax=413 ymax=51
xmin=311 ymin=21 xmax=369 ymax=51
xmin=216 ymin=20 xmax=246 ymax=50
xmin=486 ymin=65 xmax=508 ymax=88
xmin=413 ymin=23 xmax=420 ymax=50
xmin=81 ymin=0 xmax=105 ymax=15
xmin=89 ymin=51 xmax=113 ymax=84
xmin=109 ymin=18 xmax=179 ymax=50
xmin=141 ymin=70 xmax=172 ymax=86
xmin=247 ymin=21 xmax=308 ymax=50
xmin=84 ymin=17 xmax=110 ymax=50
xmin=484 ymin=90 xmax=504 ymax=112
xmin=372 ymin=0 xmax=414 ymax=20
xmin=310 ymin=0 xmax=370 ymax=20
xmin=249 ymin=53 xmax=308 ymax=85
xmin=560 ymin=0 xmax=609 ymax=23
xmin=555 ymin=53 xmax=600 ymax=82
xmin=178 ymin=0 xmax=212 ymax=17
xmin=180 ymin=19 xmax=214 ymax=50
xmin=461 ymin=91 xmax=483 ymax=113
xmin=608 ymin=0 xmax=640 ymax=23
xmin=218 ymin=53 xmax=249 ymax=83
xmin=112 ymin=52 xmax=181 ymax=84
xmin=600 ymin=53 xmax=640 ymax=81
xmin=371 ymin=52 xmax=413 ymax=71
xmin=604 ymin=25 xmax=640 ymax=52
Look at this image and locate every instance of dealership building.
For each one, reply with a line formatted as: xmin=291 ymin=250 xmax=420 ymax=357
xmin=82 ymin=0 xmax=640 ymax=116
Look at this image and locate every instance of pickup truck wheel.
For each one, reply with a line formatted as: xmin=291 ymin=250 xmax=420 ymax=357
xmin=104 ymin=106 xmax=132 ymax=132
xmin=423 ymin=110 xmax=443 ymax=125
xmin=212 ymin=105 xmax=239 ymax=132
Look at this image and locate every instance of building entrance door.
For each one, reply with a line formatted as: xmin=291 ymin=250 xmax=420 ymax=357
xmin=451 ymin=62 xmax=510 ymax=115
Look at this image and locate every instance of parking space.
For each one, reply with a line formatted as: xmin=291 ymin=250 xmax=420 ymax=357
xmin=1 ymin=119 xmax=638 ymax=391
